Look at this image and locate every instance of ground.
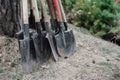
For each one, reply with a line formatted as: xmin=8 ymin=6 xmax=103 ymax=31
xmin=0 ymin=24 xmax=120 ymax=80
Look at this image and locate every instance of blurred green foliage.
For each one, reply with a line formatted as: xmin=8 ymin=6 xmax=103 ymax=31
xmin=62 ymin=0 xmax=120 ymax=37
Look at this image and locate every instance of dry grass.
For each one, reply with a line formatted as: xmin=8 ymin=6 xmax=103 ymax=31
xmin=0 ymin=24 xmax=120 ymax=80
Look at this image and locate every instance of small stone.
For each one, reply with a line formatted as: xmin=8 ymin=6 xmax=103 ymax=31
xmin=0 ymin=54 xmax=2 ymax=57
xmin=92 ymin=60 xmax=96 ymax=64
xmin=86 ymin=47 xmax=91 ymax=51
xmin=41 ymin=64 xmax=50 ymax=69
xmin=107 ymin=59 xmax=110 ymax=61
xmin=86 ymin=64 xmax=90 ymax=67
xmin=10 ymin=62 xmax=16 ymax=67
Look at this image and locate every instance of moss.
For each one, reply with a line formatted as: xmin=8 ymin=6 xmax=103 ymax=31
xmin=0 ymin=69 xmax=4 ymax=74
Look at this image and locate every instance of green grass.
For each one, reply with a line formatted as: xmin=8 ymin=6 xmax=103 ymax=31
xmin=101 ymin=47 xmax=120 ymax=55
xmin=102 ymin=47 xmax=112 ymax=55
xmin=117 ymin=54 xmax=120 ymax=58
xmin=98 ymin=61 xmax=113 ymax=68
xmin=8 ymin=74 xmax=17 ymax=80
xmin=101 ymin=47 xmax=120 ymax=59
xmin=0 ymin=69 xmax=4 ymax=74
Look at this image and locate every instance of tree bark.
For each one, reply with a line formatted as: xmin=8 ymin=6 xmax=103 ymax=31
xmin=0 ymin=0 xmax=20 ymax=37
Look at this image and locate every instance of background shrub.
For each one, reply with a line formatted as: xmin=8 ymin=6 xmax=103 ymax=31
xmin=62 ymin=0 xmax=120 ymax=37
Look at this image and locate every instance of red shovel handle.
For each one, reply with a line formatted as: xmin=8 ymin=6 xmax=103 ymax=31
xmin=52 ymin=0 xmax=63 ymax=22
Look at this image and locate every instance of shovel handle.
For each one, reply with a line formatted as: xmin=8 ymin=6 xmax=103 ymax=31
xmin=46 ymin=0 xmax=56 ymax=19
xmin=22 ymin=0 xmax=28 ymax=24
xmin=52 ymin=0 xmax=63 ymax=22
xmin=58 ymin=0 xmax=68 ymax=30
xmin=58 ymin=0 xmax=67 ymax=22
xmin=30 ymin=0 xmax=40 ymax=22
xmin=39 ymin=0 xmax=49 ymax=22
xmin=47 ymin=0 xmax=60 ymax=32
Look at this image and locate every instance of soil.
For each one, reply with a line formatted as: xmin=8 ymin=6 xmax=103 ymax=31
xmin=0 ymin=24 xmax=120 ymax=80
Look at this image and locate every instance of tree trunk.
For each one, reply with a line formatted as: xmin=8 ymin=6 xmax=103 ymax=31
xmin=0 ymin=0 xmax=21 ymax=37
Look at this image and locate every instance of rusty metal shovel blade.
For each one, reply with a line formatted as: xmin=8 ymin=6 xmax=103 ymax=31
xmin=52 ymin=0 xmax=76 ymax=58
xmin=55 ymin=29 xmax=76 ymax=58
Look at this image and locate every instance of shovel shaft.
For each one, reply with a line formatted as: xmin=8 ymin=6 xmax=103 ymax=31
xmin=58 ymin=0 xmax=67 ymax=22
xmin=22 ymin=0 xmax=28 ymax=24
xmin=46 ymin=0 xmax=56 ymax=20
xmin=58 ymin=0 xmax=67 ymax=30
xmin=30 ymin=0 xmax=40 ymax=22
xmin=52 ymin=0 xmax=63 ymax=22
xmin=29 ymin=0 xmax=42 ymax=47
xmin=47 ymin=0 xmax=59 ymax=32
xmin=39 ymin=0 xmax=52 ymax=32
xmin=39 ymin=0 xmax=49 ymax=22
xmin=22 ymin=0 xmax=29 ymax=43
xmin=22 ymin=0 xmax=29 ymax=38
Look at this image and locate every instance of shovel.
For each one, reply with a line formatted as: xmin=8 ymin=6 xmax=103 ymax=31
xmin=30 ymin=0 xmax=51 ymax=63
xmin=58 ymin=0 xmax=76 ymax=56
xmin=18 ymin=0 xmax=33 ymax=73
xmin=52 ymin=0 xmax=76 ymax=58
xmin=39 ymin=0 xmax=59 ymax=61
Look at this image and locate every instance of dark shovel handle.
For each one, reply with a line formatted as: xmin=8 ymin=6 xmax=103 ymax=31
xmin=29 ymin=0 xmax=35 ymax=29
xmin=46 ymin=0 xmax=59 ymax=33
xmin=29 ymin=9 xmax=36 ymax=29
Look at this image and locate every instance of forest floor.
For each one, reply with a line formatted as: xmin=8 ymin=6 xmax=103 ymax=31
xmin=0 ymin=24 xmax=120 ymax=80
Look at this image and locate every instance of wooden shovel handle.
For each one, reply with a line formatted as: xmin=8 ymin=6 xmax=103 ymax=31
xmin=52 ymin=0 xmax=63 ymax=22
xmin=46 ymin=0 xmax=56 ymax=19
xmin=58 ymin=0 xmax=67 ymax=22
xmin=39 ymin=0 xmax=49 ymax=22
xmin=58 ymin=0 xmax=68 ymax=30
xmin=22 ymin=0 xmax=28 ymax=24
xmin=30 ymin=0 xmax=40 ymax=22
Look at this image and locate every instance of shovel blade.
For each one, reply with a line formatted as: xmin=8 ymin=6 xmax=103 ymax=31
xmin=55 ymin=29 xmax=76 ymax=58
xmin=41 ymin=31 xmax=52 ymax=62
xmin=46 ymin=33 xmax=59 ymax=61
xmin=19 ymin=40 xmax=33 ymax=73
xmin=32 ymin=33 xmax=41 ymax=62
xmin=32 ymin=32 xmax=51 ymax=63
xmin=17 ymin=31 xmax=37 ymax=73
